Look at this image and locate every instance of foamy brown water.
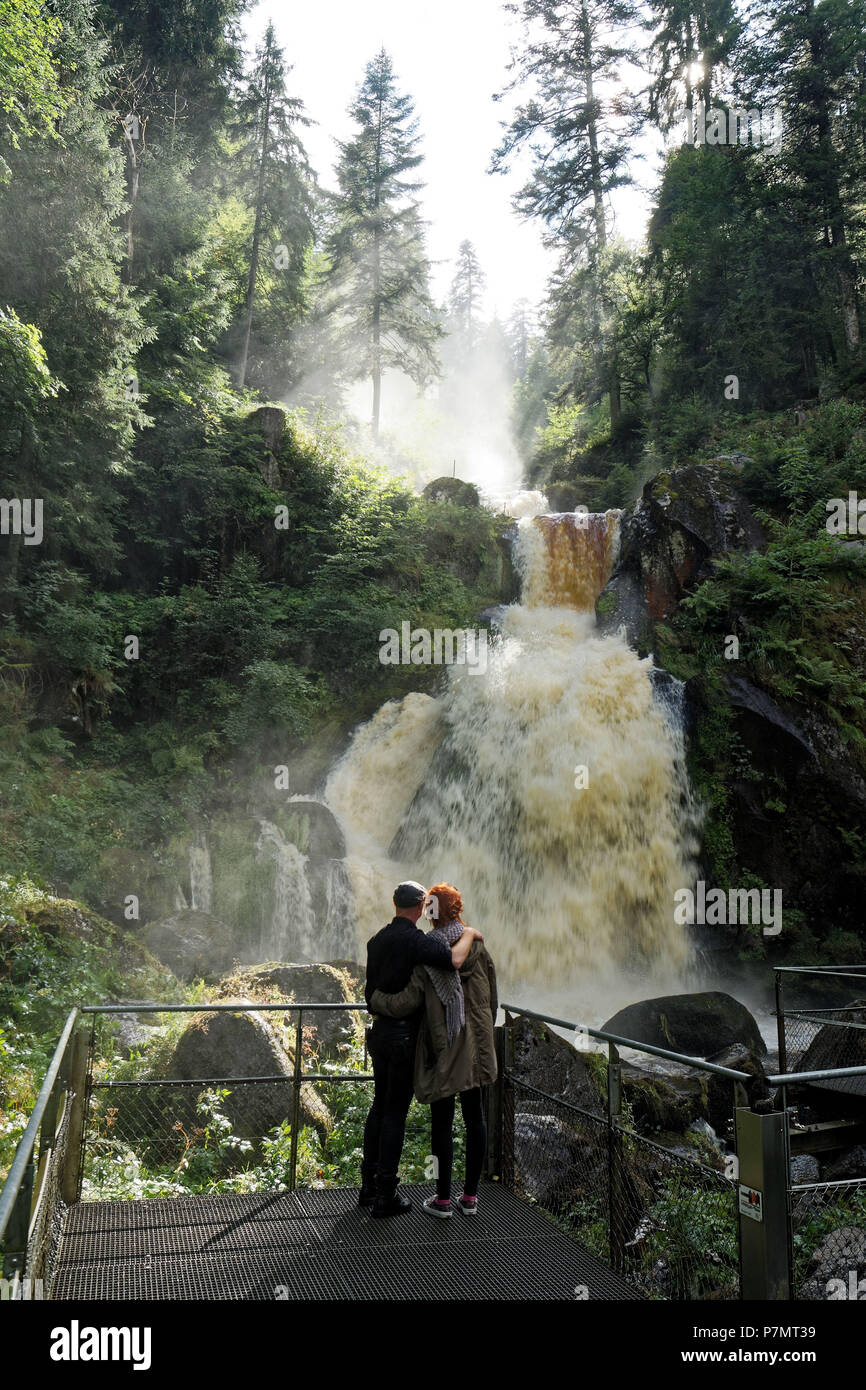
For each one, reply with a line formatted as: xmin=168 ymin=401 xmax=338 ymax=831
xmin=325 ymin=510 xmax=698 ymax=1014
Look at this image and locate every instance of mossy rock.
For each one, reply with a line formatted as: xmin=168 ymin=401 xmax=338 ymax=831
xmin=422 ymin=476 xmax=480 ymax=507
xmin=603 ymin=992 xmax=766 ymax=1058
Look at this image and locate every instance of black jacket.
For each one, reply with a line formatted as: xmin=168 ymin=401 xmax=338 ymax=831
xmin=364 ymin=916 xmax=454 ymax=1026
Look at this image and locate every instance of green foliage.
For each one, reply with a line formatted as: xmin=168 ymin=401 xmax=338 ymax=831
xmin=0 ymin=0 xmax=65 ymax=179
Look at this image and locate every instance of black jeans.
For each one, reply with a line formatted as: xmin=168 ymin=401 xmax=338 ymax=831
xmin=429 ymin=1087 xmax=486 ymax=1200
xmin=362 ymin=1023 xmax=416 ymax=1195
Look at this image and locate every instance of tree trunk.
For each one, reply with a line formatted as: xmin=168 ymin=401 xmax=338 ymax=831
xmin=372 ymin=88 xmax=384 ymax=438
xmin=121 ymin=117 xmax=140 ymax=286
xmin=239 ymin=67 xmax=272 ymax=389
xmin=807 ymin=3 xmax=861 ymax=353
xmin=581 ymin=4 xmax=622 ymax=425
xmin=684 ymin=15 xmax=695 ymax=143
xmin=581 ymin=3 xmax=607 ymax=254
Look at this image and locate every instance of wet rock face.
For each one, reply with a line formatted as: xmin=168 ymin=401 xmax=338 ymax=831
xmin=142 ymin=908 xmax=236 ymax=980
xmin=704 ymin=675 xmax=866 ymax=932
xmin=508 ymin=1014 xmax=605 ymax=1117
xmin=596 ymin=463 xmax=763 ymax=652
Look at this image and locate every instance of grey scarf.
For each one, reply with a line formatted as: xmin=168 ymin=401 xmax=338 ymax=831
xmin=424 ymin=918 xmax=466 ymax=1045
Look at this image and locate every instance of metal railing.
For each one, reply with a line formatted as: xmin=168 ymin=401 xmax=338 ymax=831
xmin=78 ymin=1000 xmax=377 ymax=1200
xmin=5 ymin=985 xmax=866 ymax=1301
xmin=775 ymin=966 xmax=866 ymax=1091
xmin=496 ymin=1003 xmax=750 ymax=1301
xmin=773 ymin=966 xmax=866 ymax=1297
xmin=0 ymin=1009 xmax=87 ymax=1296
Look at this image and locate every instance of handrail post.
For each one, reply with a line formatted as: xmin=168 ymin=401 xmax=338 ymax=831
xmin=735 ymin=1106 xmax=791 ymax=1299
xmin=486 ymin=1025 xmax=506 ymax=1180
xmin=607 ymin=1041 xmax=625 ymax=1273
xmin=501 ymin=1019 xmax=514 ymax=1188
xmin=61 ymin=1030 xmax=89 ymax=1205
xmin=288 ymin=1008 xmax=304 ymax=1192
xmin=1 ymin=1161 xmax=33 ymax=1278
xmin=775 ymin=970 xmax=788 ymax=1077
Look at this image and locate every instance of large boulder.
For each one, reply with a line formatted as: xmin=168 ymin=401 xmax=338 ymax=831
xmin=705 ymin=1041 xmax=770 ymax=1137
xmin=513 ymin=1114 xmax=589 ymax=1208
xmin=141 ymin=908 xmax=237 ymax=980
xmin=508 ymin=1015 xmax=605 ymax=1117
xmin=796 ymin=1010 xmax=866 ymax=1099
xmin=602 ymin=992 xmax=766 ymax=1058
xmin=825 ymin=1146 xmax=866 ymax=1181
xmin=596 ymin=463 xmax=763 ymax=654
xmin=216 ymin=962 xmax=364 ymax=1060
xmin=622 ymin=1065 xmax=707 ymax=1134
xmin=162 ymin=1008 xmax=331 ymax=1141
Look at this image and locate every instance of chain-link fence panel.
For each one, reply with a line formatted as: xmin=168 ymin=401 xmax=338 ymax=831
xmin=24 ymin=1084 xmax=72 ymax=1293
xmin=784 ymin=1008 xmax=866 ymax=1099
xmin=791 ymin=1179 xmax=866 ymax=1299
xmin=79 ymin=1004 xmax=452 ymax=1201
xmin=505 ymin=1076 xmax=739 ymax=1300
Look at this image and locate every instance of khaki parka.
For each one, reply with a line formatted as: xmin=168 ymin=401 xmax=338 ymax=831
xmin=369 ymin=939 xmax=498 ymax=1103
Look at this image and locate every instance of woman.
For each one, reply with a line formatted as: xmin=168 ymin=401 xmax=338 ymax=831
xmin=368 ymin=883 xmax=498 ymax=1218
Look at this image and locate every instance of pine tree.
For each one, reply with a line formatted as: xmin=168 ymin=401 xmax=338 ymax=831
xmin=745 ymin=0 xmax=864 ymax=357
xmin=324 ymin=49 xmax=442 ymax=437
xmin=233 ymin=21 xmax=315 ymax=389
xmin=507 ymin=298 xmax=535 ymax=377
xmin=0 ymin=0 xmax=148 ymax=580
xmin=492 ymin=0 xmax=641 ymax=426
xmin=448 ymin=240 xmax=486 ymax=342
xmin=645 ymin=0 xmax=741 ymax=135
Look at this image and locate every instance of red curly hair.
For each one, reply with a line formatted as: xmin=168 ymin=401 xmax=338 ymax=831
xmin=426 ymin=882 xmax=465 ymax=926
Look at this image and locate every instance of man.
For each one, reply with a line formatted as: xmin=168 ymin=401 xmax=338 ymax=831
xmin=361 ymin=881 xmax=481 ymax=1218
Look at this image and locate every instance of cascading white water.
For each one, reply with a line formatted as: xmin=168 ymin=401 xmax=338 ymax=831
xmin=321 ymin=858 xmax=358 ymax=959
xmin=326 ymin=508 xmax=699 ymax=1014
xmin=189 ymin=828 xmax=213 ymax=913
xmin=256 ymin=819 xmax=317 ymax=961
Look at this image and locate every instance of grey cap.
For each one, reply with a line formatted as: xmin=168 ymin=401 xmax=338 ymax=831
xmin=393 ymin=880 xmax=426 ymax=908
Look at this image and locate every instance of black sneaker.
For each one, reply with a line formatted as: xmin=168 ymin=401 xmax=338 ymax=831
xmin=358 ymin=1185 xmax=377 ymax=1208
xmin=370 ymin=1191 xmax=412 ymax=1219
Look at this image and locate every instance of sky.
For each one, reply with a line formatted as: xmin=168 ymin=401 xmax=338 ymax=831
xmin=245 ymin=0 xmax=659 ymax=320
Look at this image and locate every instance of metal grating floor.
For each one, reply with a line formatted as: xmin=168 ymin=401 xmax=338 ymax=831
xmin=51 ymin=1183 xmax=642 ymax=1301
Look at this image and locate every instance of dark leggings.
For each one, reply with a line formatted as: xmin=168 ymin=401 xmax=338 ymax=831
xmin=429 ymin=1087 xmax=487 ymax=1200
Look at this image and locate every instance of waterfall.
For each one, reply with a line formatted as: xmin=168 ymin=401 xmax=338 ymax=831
xmin=189 ymin=828 xmax=212 ymax=913
xmin=256 ymin=820 xmax=317 ymax=962
xmin=518 ymin=509 xmax=622 ymax=610
xmin=322 ymin=858 xmax=358 ymax=959
xmin=326 ymin=508 xmax=699 ymax=1014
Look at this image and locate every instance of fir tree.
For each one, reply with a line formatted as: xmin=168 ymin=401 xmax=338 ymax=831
xmin=448 ymin=240 xmax=486 ymax=343
xmin=492 ymin=0 xmax=641 ymax=425
xmin=324 ymin=49 xmax=442 ymax=437
xmin=232 ymin=21 xmax=315 ymax=389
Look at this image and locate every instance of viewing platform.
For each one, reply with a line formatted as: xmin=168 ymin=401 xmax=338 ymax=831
xmin=51 ymin=1181 xmax=641 ymax=1301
